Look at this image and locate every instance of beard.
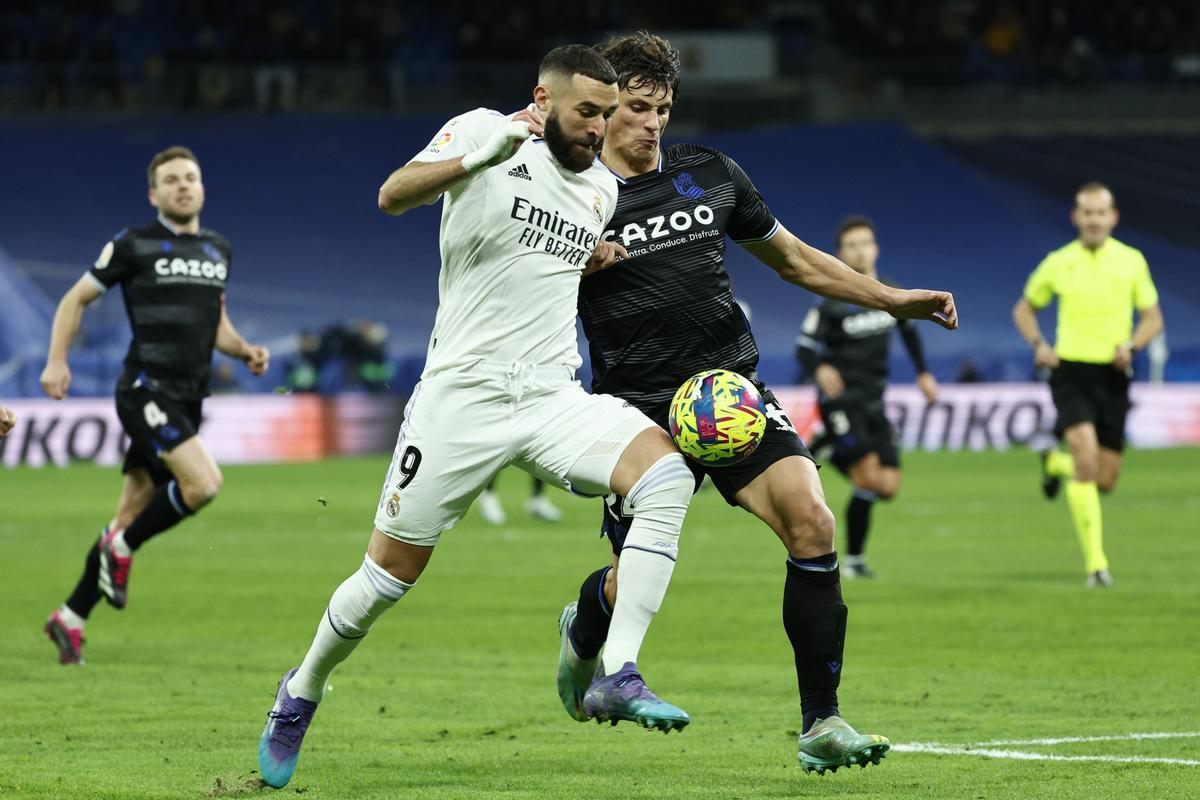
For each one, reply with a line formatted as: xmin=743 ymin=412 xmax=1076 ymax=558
xmin=161 ymin=208 xmax=197 ymax=226
xmin=544 ymin=110 xmax=601 ymax=173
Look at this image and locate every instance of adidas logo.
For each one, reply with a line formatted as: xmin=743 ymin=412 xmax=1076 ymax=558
xmin=507 ymin=163 xmax=532 ymax=180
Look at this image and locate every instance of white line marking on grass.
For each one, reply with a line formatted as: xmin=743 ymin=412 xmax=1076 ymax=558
xmin=975 ymin=731 xmax=1200 ymax=747
xmin=894 ymin=743 xmax=1200 ymax=767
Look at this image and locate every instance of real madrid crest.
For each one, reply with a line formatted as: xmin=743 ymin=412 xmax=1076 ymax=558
xmin=593 ymin=194 xmax=603 ymax=224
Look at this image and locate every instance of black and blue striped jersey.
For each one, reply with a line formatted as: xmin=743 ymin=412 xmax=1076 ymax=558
xmin=795 ymin=280 xmax=928 ymax=408
xmin=578 ymin=143 xmax=777 ymax=425
xmin=86 ymin=218 xmax=231 ymax=400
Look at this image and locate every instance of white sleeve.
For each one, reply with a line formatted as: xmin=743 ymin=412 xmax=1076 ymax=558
xmin=408 ymin=108 xmax=508 ymax=165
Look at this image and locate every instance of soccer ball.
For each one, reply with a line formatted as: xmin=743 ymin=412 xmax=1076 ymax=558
xmin=668 ymin=369 xmax=767 ymax=467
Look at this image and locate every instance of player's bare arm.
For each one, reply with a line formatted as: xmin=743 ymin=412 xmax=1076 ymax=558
xmin=743 ymin=224 xmax=958 ymax=330
xmin=1114 ymin=303 xmax=1163 ymax=370
xmin=39 ymin=275 xmax=104 ymax=399
xmin=215 ymin=305 xmax=270 ymax=375
xmin=1012 ymin=297 xmax=1059 ymax=368
xmin=378 ymin=109 xmax=545 ymax=216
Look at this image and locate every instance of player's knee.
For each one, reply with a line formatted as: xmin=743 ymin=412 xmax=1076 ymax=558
xmin=784 ymin=499 xmax=836 ymax=553
xmin=180 ymin=469 xmax=222 ymax=510
xmin=623 ymin=453 xmax=694 ymax=552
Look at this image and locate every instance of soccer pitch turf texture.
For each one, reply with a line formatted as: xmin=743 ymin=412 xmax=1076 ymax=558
xmin=2 ymin=448 xmax=1198 ymax=799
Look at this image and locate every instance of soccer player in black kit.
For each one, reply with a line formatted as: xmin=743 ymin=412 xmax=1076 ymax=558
xmin=554 ymin=33 xmax=957 ymax=772
xmin=39 ymin=146 xmax=270 ymax=665
xmin=798 ymin=216 xmax=940 ymax=579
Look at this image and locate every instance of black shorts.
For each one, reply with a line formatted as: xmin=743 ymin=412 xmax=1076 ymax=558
xmin=115 ymin=387 xmax=203 ymax=486
xmin=815 ymin=398 xmax=899 ymax=474
xmin=1049 ymin=360 xmax=1131 ymax=452
xmin=602 ymin=387 xmax=813 ymax=554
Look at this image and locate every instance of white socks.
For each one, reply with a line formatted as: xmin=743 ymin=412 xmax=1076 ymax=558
xmin=58 ymin=604 xmax=85 ymax=630
xmin=603 ymin=453 xmax=694 ymax=674
xmin=287 ymin=555 xmax=414 ymax=702
xmin=109 ymin=530 xmax=132 ymax=558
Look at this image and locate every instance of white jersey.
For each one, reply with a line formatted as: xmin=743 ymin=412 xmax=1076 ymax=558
xmin=410 ymin=108 xmax=618 ymax=377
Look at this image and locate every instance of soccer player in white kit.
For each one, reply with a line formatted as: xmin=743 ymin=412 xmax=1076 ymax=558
xmin=257 ymin=45 xmax=696 ymax=789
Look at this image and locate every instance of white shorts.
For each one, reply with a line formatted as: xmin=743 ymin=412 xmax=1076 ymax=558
xmin=373 ymin=361 xmax=655 ymax=545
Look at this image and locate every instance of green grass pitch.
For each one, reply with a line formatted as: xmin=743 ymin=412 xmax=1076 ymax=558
xmin=2 ymin=448 xmax=1198 ymax=799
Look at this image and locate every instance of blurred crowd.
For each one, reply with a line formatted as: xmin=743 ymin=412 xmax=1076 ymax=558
xmin=3 ymin=1 xmax=1198 ymax=112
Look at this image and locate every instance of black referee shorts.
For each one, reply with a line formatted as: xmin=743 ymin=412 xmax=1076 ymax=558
xmin=1049 ymin=360 xmax=1131 ymax=452
xmin=602 ymin=386 xmax=813 ymax=555
xmin=115 ymin=386 xmax=203 ymax=486
xmin=817 ymin=397 xmax=900 ymax=474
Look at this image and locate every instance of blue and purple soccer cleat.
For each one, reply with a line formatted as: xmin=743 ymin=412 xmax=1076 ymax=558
xmin=257 ymin=668 xmax=319 ymax=788
xmin=582 ymin=661 xmax=689 ymax=733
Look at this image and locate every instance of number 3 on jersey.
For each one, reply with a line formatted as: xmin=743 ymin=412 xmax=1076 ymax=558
xmin=765 ymin=401 xmax=796 ymax=433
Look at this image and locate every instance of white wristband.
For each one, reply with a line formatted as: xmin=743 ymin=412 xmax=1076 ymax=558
xmin=461 ymin=120 xmax=531 ymax=174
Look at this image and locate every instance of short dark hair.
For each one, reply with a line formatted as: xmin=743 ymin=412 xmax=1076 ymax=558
xmin=596 ymin=31 xmax=681 ymax=102
xmin=1076 ymin=181 xmax=1116 ymax=206
xmin=148 ymin=145 xmax=199 ymax=187
xmin=539 ymin=44 xmax=617 ymax=86
xmin=836 ymin=214 xmax=876 ymax=247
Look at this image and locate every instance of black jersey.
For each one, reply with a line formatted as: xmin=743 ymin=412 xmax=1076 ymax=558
xmin=86 ymin=218 xmax=231 ymax=400
xmin=796 ymin=286 xmax=927 ymax=408
xmin=578 ymin=144 xmax=778 ymax=425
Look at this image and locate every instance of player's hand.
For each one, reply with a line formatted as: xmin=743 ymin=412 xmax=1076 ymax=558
xmin=1034 ymin=341 xmax=1059 ymax=369
xmin=462 ymin=114 xmax=537 ymax=174
xmin=583 ymin=240 xmax=629 ymax=277
xmin=40 ymin=360 xmax=71 ymax=399
xmin=1113 ymin=343 xmax=1134 ymax=371
xmin=0 ymin=404 xmax=15 ymax=439
xmin=512 ymin=104 xmax=545 ymax=137
xmin=917 ymin=371 xmax=939 ymax=404
xmin=890 ymin=289 xmax=958 ymax=331
xmin=814 ymin=363 xmax=844 ymax=399
xmin=244 ymin=345 xmax=270 ymax=376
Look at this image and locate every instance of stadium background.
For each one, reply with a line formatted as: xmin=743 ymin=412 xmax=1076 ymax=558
xmin=3 ymin=1 xmax=1199 ymax=467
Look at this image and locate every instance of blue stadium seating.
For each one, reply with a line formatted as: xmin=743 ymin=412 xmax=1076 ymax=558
xmin=1 ymin=117 xmax=1195 ymax=396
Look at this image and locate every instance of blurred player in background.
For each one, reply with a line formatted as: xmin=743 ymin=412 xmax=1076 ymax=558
xmin=556 ymin=32 xmax=956 ymax=774
xmin=38 ymin=146 xmax=269 ymax=665
xmin=477 ymin=475 xmax=562 ymax=523
xmin=257 ymin=45 xmax=698 ymax=790
xmin=798 ymin=216 xmax=938 ymax=579
xmin=1012 ymin=182 xmax=1163 ymax=587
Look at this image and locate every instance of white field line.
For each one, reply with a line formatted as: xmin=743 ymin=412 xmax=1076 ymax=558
xmin=896 ymin=733 xmax=1200 ymax=767
xmin=893 ymin=742 xmax=1200 ymax=767
xmin=975 ymin=731 xmax=1200 ymax=747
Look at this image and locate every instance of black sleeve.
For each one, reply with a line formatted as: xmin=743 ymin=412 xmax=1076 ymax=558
xmin=86 ymin=228 xmax=137 ymax=292
xmin=796 ymin=304 xmax=832 ymax=377
xmin=898 ymin=318 xmax=929 ymax=374
xmin=719 ymin=151 xmax=779 ymax=244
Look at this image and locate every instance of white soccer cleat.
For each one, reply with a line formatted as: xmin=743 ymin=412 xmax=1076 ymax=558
xmin=525 ymin=494 xmax=562 ymax=522
xmin=1086 ymin=569 xmax=1114 ymax=588
xmin=477 ymin=490 xmax=506 ymax=525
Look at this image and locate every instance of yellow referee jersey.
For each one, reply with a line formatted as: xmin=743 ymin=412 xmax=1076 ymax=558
xmin=1023 ymin=237 xmax=1159 ymax=364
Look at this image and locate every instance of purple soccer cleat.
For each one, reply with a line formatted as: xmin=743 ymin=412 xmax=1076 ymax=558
xmin=582 ymin=661 xmax=689 ymax=733
xmin=257 ymin=668 xmax=319 ymax=788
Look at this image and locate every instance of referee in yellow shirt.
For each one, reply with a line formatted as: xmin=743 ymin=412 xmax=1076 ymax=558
xmin=1012 ymin=182 xmax=1164 ymax=587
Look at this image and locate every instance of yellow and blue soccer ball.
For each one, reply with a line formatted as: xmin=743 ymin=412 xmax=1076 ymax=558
xmin=669 ymin=369 xmax=767 ymax=467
